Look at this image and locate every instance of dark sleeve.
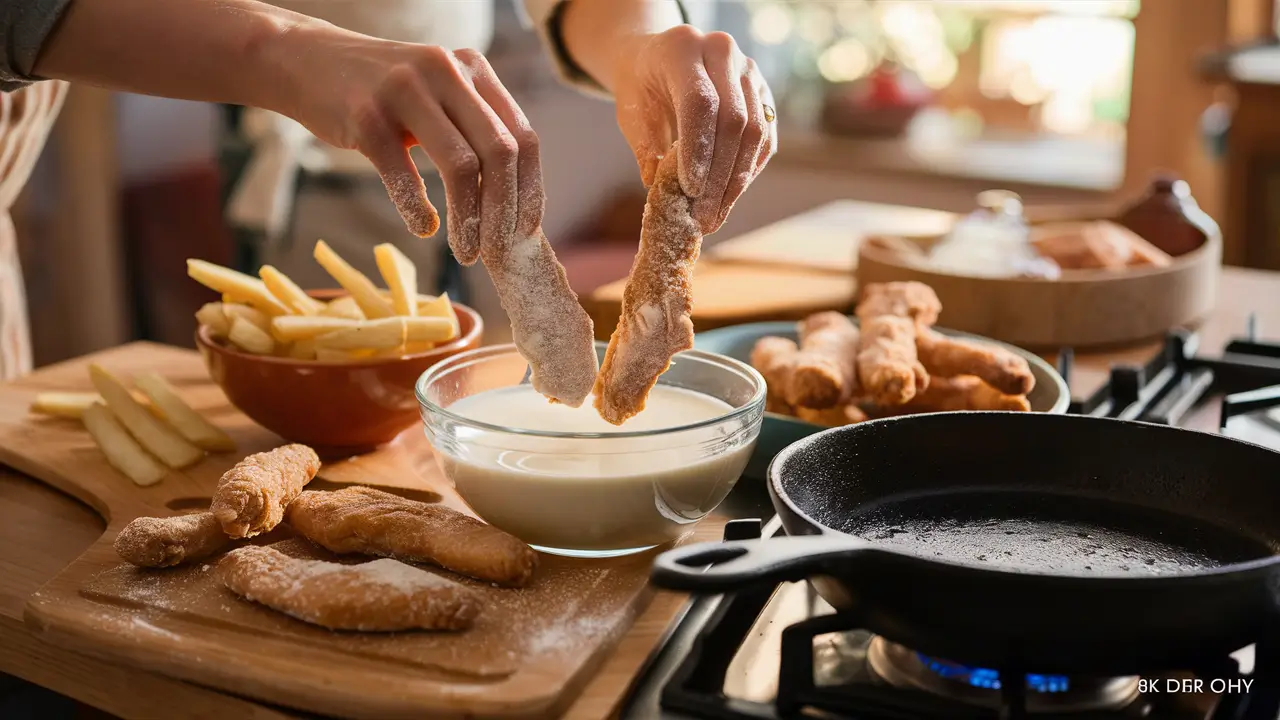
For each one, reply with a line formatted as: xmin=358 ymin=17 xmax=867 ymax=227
xmin=518 ymin=0 xmax=690 ymax=99
xmin=0 ymin=0 xmax=74 ymax=91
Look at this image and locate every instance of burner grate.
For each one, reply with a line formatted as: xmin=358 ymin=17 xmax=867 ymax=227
xmin=1060 ymin=315 xmax=1280 ymax=427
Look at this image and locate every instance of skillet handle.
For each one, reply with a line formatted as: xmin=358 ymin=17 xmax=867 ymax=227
xmin=650 ymin=535 xmax=869 ymax=593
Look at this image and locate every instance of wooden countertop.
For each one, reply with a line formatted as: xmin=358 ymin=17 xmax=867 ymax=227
xmin=5 ymin=200 xmax=1280 ymax=719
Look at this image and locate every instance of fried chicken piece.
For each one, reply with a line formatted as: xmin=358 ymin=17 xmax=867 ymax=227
xmin=787 ymin=312 xmax=860 ymax=409
xmin=795 ymin=403 xmax=870 ymax=427
xmin=113 ymin=511 xmax=233 ymax=568
xmin=857 ymin=316 xmax=929 ymax=406
xmin=901 ymin=374 xmax=1030 ymax=413
xmin=594 ymin=152 xmax=701 ymax=425
xmin=220 ymin=545 xmax=479 ymax=632
xmin=916 ymin=328 xmax=1035 ymax=396
xmin=285 ymin=486 xmax=537 ymax=588
xmin=211 ymin=444 xmax=320 ymax=539
xmin=856 ymin=282 xmax=942 ymax=327
xmin=750 ymin=336 xmax=799 ymax=410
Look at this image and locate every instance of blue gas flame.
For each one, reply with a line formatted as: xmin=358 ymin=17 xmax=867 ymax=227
xmin=917 ymin=654 xmax=1070 ymax=692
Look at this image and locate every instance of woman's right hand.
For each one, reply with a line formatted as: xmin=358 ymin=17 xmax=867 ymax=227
xmin=268 ymin=20 xmax=543 ymax=264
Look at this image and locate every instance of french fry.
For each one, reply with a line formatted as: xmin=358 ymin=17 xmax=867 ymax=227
xmin=417 ymin=292 xmax=460 ymax=339
xmin=312 ymin=240 xmax=394 ymax=319
xmin=321 ymin=295 xmax=365 ymax=320
xmin=373 ymin=243 xmax=418 ymax=317
xmin=313 ymin=317 xmax=454 ymax=351
xmin=313 ymin=318 xmax=406 ymax=352
xmin=260 ymin=265 xmax=324 ymax=315
xmin=195 ymin=302 xmax=231 ymax=338
xmin=31 ymin=391 xmax=154 ymax=419
xmin=186 ymin=259 xmax=290 ymax=316
xmin=133 ymin=372 xmax=237 ymax=453
xmin=271 ymin=315 xmax=362 ymax=342
xmin=227 ymin=317 xmax=276 ymax=355
xmin=222 ymin=303 xmax=271 ymax=332
xmin=88 ymin=365 xmax=204 ymax=469
xmin=401 ymin=317 xmax=457 ymax=344
xmin=30 ymin=392 xmax=103 ymax=419
xmin=82 ymin=403 xmax=168 ymax=487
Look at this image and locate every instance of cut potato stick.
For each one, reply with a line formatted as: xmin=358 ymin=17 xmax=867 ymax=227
xmin=260 ymin=265 xmax=324 ymax=315
xmin=133 ymin=372 xmax=237 ymax=453
xmin=271 ymin=315 xmax=362 ymax=342
xmin=31 ymin=391 xmax=156 ymax=420
xmin=88 ymin=365 xmax=204 ymax=469
xmin=187 ymin=259 xmax=290 ymax=316
xmin=227 ymin=317 xmax=276 ymax=355
xmin=222 ymin=303 xmax=270 ymax=332
xmin=417 ymin=292 xmax=460 ymax=337
xmin=401 ymin=317 xmax=456 ymax=343
xmin=373 ymin=243 xmax=418 ymax=316
xmin=195 ymin=302 xmax=231 ymax=338
xmin=82 ymin=403 xmax=167 ymax=487
xmin=313 ymin=318 xmax=407 ymax=352
xmin=313 ymin=317 xmax=455 ymax=351
xmin=31 ymin=392 xmax=104 ymax=419
xmin=321 ymin=295 xmax=365 ymax=320
xmin=313 ymin=240 xmax=394 ymax=319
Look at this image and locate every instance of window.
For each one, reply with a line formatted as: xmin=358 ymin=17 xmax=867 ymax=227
xmin=741 ymin=0 xmax=1138 ymax=141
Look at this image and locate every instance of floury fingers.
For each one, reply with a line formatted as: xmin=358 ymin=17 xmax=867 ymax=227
xmin=479 ymin=227 xmax=597 ymax=407
xmin=594 ymin=152 xmax=701 ymax=426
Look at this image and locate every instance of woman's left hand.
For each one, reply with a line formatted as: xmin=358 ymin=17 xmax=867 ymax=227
xmin=612 ymin=26 xmax=777 ymax=234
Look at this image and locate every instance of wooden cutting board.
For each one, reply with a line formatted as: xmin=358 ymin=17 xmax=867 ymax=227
xmin=0 ymin=342 xmax=723 ymax=719
xmin=705 ymin=200 xmax=956 ymax=273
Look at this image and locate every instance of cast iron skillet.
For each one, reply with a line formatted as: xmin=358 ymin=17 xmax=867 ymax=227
xmin=650 ymin=412 xmax=1280 ymax=674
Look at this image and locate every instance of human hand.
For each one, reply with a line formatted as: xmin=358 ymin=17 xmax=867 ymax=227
xmin=269 ymin=21 xmax=543 ymax=263
xmin=612 ymin=26 xmax=777 ymax=234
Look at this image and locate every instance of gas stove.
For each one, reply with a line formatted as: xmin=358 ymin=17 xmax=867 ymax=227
xmin=622 ymin=319 xmax=1280 ymax=720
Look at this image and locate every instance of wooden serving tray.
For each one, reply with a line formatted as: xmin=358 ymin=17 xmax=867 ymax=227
xmin=0 ymin=342 xmax=720 ymax=719
xmin=855 ymin=207 xmax=1222 ymax=349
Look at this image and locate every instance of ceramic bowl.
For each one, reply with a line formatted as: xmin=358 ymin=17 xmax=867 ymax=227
xmin=197 ymin=291 xmax=483 ymax=454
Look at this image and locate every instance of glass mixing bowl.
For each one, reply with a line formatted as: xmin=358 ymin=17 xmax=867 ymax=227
xmin=417 ymin=342 xmax=765 ymax=558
